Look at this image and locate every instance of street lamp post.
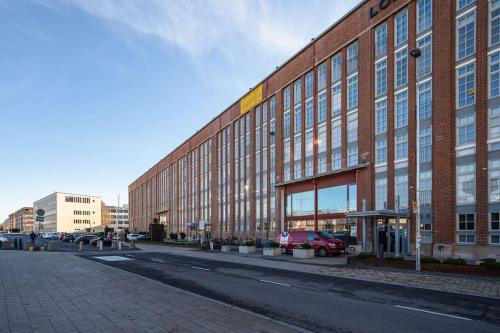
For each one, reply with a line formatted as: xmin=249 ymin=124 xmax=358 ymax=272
xmin=410 ymin=47 xmax=422 ymax=272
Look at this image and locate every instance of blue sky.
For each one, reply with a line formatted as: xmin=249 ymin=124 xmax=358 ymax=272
xmin=0 ymin=0 xmax=361 ymax=219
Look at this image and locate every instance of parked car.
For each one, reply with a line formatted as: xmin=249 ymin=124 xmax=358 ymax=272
xmin=89 ymin=236 xmax=112 ymax=247
xmin=135 ymin=234 xmax=150 ymax=241
xmin=327 ymin=232 xmax=357 ymax=245
xmin=62 ymin=234 xmax=76 ymax=242
xmin=127 ymin=233 xmax=142 ymax=241
xmin=73 ymin=235 xmax=95 ymax=244
xmin=43 ymin=232 xmax=59 ymax=240
xmin=0 ymin=234 xmax=8 ymax=248
xmin=278 ymin=231 xmax=345 ymax=257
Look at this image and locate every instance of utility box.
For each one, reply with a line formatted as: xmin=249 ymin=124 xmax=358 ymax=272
xmin=149 ymin=223 xmax=165 ymax=242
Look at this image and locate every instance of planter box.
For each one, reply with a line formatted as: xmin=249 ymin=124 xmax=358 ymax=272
xmin=221 ymin=245 xmax=237 ymax=252
xmin=293 ymin=248 xmax=315 ymax=259
xmin=239 ymin=245 xmax=256 ymax=254
xmin=263 ymin=247 xmax=281 ymax=256
xmin=347 ymin=257 xmax=500 ymax=277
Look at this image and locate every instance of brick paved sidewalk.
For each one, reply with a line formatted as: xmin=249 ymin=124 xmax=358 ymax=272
xmin=0 ymin=251 xmax=301 ymax=333
xmin=137 ymin=244 xmax=500 ymax=300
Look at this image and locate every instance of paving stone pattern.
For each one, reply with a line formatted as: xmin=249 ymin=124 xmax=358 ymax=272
xmin=0 ymin=251 xmax=300 ymax=333
xmin=137 ymin=244 xmax=500 ymax=300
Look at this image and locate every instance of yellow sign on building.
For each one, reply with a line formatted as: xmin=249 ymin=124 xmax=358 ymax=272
xmin=240 ymin=84 xmax=263 ymax=115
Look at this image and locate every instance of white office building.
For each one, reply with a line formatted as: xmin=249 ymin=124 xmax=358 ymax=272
xmin=33 ymin=192 xmax=101 ymax=233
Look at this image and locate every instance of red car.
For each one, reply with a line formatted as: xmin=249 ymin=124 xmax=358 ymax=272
xmin=278 ymin=231 xmax=345 ymax=257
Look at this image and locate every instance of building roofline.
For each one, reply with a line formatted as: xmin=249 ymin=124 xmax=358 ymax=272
xmin=130 ymin=0 xmax=368 ymax=188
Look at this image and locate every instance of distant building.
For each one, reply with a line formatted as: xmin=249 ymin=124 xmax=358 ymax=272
xmin=1 ymin=219 xmax=9 ymax=231
xmin=102 ymin=204 xmax=129 ymax=231
xmin=33 ymin=192 xmax=101 ymax=233
xmin=6 ymin=207 xmax=33 ymax=232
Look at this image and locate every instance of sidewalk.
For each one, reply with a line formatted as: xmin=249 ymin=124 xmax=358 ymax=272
xmin=0 ymin=251 xmax=301 ymax=333
xmin=136 ymin=244 xmax=500 ymax=300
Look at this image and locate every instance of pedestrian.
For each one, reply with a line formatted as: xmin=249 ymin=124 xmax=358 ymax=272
xmin=29 ymin=231 xmax=36 ymax=245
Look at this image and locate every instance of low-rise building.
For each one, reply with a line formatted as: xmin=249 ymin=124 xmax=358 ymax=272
xmin=5 ymin=207 xmax=33 ymax=232
xmin=101 ymin=204 xmax=129 ymax=231
xmin=33 ymin=192 xmax=101 ymax=233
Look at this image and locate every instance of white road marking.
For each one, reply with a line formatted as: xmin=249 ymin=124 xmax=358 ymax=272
xmin=394 ymin=305 xmax=472 ymax=321
xmin=151 ymin=258 xmax=164 ymax=263
xmin=191 ymin=266 xmax=210 ymax=271
xmin=259 ymin=279 xmax=291 ymax=287
xmin=93 ymin=256 xmax=133 ymax=262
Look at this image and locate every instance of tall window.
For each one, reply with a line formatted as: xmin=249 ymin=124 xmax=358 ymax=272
xmin=283 ymin=87 xmax=291 ymax=182
xmin=456 ymin=163 xmax=476 ymax=204
xmin=347 ymin=145 xmax=358 ymax=167
xmin=375 ymin=59 xmax=387 ymax=96
xmin=347 ymin=112 xmax=358 ymax=143
xmin=395 ymin=132 xmax=408 ymax=160
xmin=489 ymin=158 xmax=500 ymax=202
xmin=294 ymin=134 xmax=302 ymax=179
xmin=420 ymin=126 xmax=432 ymax=163
xmin=332 ymin=53 xmax=342 ymax=82
xmin=395 ymin=90 xmax=408 ymax=128
xmin=457 ymin=63 xmax=476 ymax=108
xmin=420 ymin=170 xmax=432 ymax=206
xmin=318 ymin=124 xmax=327 ymax=173
xmin=458 ymin=0 xmax=475 ymax=11
xmin=376 ymin=138 xmax=387 ymax=164
xmin=490 ymin=52 xmax=500 ymax=98
xmin=347 ymin=74 xmax=358 ymax=109
xmin=490 ymin=212 xmax=500 ymax=244
xmin=418 ymin=0 xmax=432 ymax=33
xmin=457 ymin=113 xmax=475 ymax=146
xmin=417 ymin=35 xmax=432 ymax=79
xmin=395 ymin=9 xmax=408 ymax=46
xmin=491 ymin=0 xmax=500 ymax=46
xmin=305 ymin=99 xmax=314 ymax=129
xmin=318 ymin=62 xmax=327 ymax=92
xmin=347 ymin=41 xmax=358 ymax=74
xmin=395 ymin=174 xmax=408 ymax=210
xmin=376 ymin=177 xmax=388 ymax=210
xmin=489 ymin=106 xmax=500 ymax=140
xmin=456 ymin=11 xmax=476 ymax=60
xmin=305 ymin=72 xmax=314 ymax=129
xmin=332 ymin=118 xmax=342 ymax=170
xmin=305 ymin=71 xmax=314 ymax=100
xmin=331 ymin=83 xmax=342 ymax=117
xmin=395 ymin=48 xmax=408 ymax=88
xmin=294 ymin=80 xmax=302 ymax=133
xmin=375 ymin=23 xmax=388 ymax=58
xmin=284 ymin=138 xmax=291 ymax=181
xmin=376 ymin=99 xmax=387 ymax=134
xmin=318 ymin=91 xmax=327 ymax=123
xmin=305 ymin=130 xmax=314 ymax=176
xmin=418 ymin=81 xmax=432 ymax=120
xmin=457 ymin=213 xmax=475 ymax=244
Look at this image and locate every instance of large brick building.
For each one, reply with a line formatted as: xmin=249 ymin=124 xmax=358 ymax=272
xmin=129 ymin=0 xmax=500 ymax=259
xmin=6 ymin=207 xmax=34 ymax=232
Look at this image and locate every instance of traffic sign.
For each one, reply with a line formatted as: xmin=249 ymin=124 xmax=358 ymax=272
xmin=35 ymin=216 xmax=44 ymax=222
xmin=36 ymin=209 xmax=45 ymax=217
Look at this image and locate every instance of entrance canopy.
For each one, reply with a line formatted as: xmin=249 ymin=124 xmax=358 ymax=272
xmin=345 ymin=210 xmax=409 ymax=219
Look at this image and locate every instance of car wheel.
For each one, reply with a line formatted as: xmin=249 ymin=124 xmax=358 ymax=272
xmin=318 ymin=247 xmax=328 ymax=257
xmin=281 ymin=246 xmax=288 ymax=254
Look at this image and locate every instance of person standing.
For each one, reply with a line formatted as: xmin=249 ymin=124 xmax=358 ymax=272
xmin=29 ymin=231 xmax=36 ymax=245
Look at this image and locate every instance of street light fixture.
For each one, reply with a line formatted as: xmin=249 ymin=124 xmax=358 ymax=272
xmin=410 ymin=47 xmax=422 ymax=272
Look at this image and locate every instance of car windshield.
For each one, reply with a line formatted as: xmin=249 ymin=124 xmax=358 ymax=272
xmin=318 ymin=232 xmax=334 ymax=239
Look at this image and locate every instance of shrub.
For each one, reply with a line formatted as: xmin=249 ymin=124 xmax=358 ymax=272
xmin=243 ymin=240 xmax=255 ymax=246
xmin=169 ymin=233 xmax=177 ymax=240
xmin=421 ymin=257 xmax=441 ymax=264
xmin=300 ymin=243 xmax=312 ymax=249
xmin=179 ymin=232 xmax=186 ymax=240
xmin=354 ymin=252 xmax=375 ymax=259
xmin=384 ymin=256 xmax=405 ymax=261
xmin=269 ymin=241 xmax=280 ymax=248
xmin=480 ymin=261 xmax=500 ymax=270
xmin=11 ymin=228 xmax=20 ymax=233
xmin=443 ymin=258 xmax=467 ymax=265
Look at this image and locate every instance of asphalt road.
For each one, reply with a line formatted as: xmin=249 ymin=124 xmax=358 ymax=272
xmin=83 ymin=252 xmax=500 ymax=333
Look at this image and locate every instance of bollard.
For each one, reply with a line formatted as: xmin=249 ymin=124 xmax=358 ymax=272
xmin=111 ymin=240 xmax=117 ymax=249
xmin=13 ymin=238 xmax=18 ymax=250
xmin=18 ymin=239 xmax=23 ymax=250
xmin=129 ymin=241 xmax=135 ymax=249
xmin=118 ymin=241 xmax=122 ymax=251
xmin=79 ymin=241 xmax=83 ymax=251
xmin=98 ymin=240 xmax=103 ymax=251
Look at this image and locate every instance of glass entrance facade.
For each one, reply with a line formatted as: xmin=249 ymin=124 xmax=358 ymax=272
xmin=285 ymin=183 xmax=357 ymax=232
